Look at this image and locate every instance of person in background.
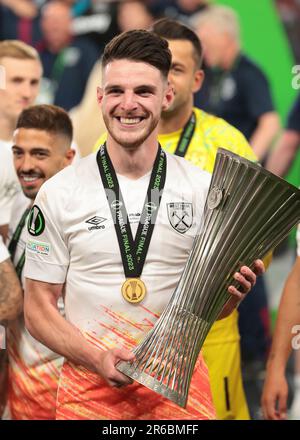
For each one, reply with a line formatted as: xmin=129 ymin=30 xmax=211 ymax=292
xmin=0 ymin=0 xmax=44 ymax=46
xmin=266 ymin=94 xmax=300 ymax=177
xmin=266 ymin=93 xmax=300 ymax=419
xmin=149 ymin=0 xmax=209 ymax=25
xmin=38 ymin=0 xmax=99 ymax=110
xmin=6 ymin=104 xmax=75 ymax=419
xmin=262 ymin=225 xmax=300 ymax=420
xmin=117 ymin=0 xmax=154 ymax=33
xmin=193 ymin=5 xmax=280 ymax=162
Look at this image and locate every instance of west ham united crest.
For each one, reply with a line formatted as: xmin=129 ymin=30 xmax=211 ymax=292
xmin=167 ymin=202 xmax=193 ymax=234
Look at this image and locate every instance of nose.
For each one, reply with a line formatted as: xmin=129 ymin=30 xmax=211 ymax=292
xmin=20 ymin=81 xmax=33 ymax=100
xmin=120 ymin=90 xmax=138 ymax=112
xmin=20 ymin=153 xmax=35 ymax=172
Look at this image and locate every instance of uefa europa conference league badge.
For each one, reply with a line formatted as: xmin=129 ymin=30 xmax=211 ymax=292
xmin=27 ymin=205 xmax=46 ymax=236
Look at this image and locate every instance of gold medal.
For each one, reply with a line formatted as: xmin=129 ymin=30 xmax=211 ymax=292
xmin=122 ymin=278 xmax=146 ymax=304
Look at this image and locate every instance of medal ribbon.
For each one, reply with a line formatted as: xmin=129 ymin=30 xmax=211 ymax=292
xmin=8 ymin=206 xmax=31 ymax=280
xmin=174 ymin=111 xmax=196 ymax=157
xmin=97 ymin=143 xmax=166 ymax=279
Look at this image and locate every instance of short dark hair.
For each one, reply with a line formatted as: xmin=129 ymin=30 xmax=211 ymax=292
xmin=102 ymin=29 xmax=171 ymax=79
xmin=151 ymin=18 xmax=203 ymax=69
xmin=16 ymin=104 xmax=73 ymax=142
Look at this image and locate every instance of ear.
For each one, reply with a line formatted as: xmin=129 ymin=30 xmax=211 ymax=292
xmin=97 ymin=86 xmax=104 ymax=107
xmin=162 ymin=81 xmax=174 ymax=112
xmin=192 ymin=69 xmax=205 ymax=93
xmin=64 ymin=148 xmax=76 ymax=166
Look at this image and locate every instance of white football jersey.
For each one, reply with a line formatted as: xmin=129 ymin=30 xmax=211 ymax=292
xmin=24 ymin=152 xmax=211 ymax=351
xmin=0 ymin=140 xmax=20 ymax=226
xmin=7 ymin=191 xmax=63 ymax=420
xmin=0 ymin=234 xmax=9 ymax=263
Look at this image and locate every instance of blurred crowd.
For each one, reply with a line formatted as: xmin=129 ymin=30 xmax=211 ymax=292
xmin=0 ymin=0 xmax=209 ymax=110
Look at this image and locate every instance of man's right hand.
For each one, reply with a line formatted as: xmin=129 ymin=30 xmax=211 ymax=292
xmin=261 ymin=369 xmax=288 ymax=420
xmin=96 ymin=348 xmax=136 ymax=388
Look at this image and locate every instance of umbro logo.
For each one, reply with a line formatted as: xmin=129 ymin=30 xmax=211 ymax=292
xmin=85 ymin=216 xmax=107 ymax=231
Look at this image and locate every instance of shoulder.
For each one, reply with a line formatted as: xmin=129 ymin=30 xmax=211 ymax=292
xmin=195 ymin=107 xmax=244 ymax=138
xmin=38 ymin=153 xmax=98 ymax=199
xmin=10 ymin=192 xmax=29 ymax=219
xmin=166 ymin=152 xmax=211 ymax=187
xmin=237 ymin=55 xmax=268 ymax=82
xmin=0 ymin=141 xmax=12 ymax=164
xmin=194 ymin=108 xmax=257 ymax=161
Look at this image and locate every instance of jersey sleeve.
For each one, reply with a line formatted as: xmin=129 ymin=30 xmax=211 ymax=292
xmin=243 ymin=66 xmax=275 ymax=119
xmin=24 ymin=185 xmax=69 ymax=284
xmin=286 ymin=94 xmax=300 ymax=132
xmin=0 ymin=153 xmax=20 ymax=226
xmin=0 ymin=235 xmax=9 ymax=263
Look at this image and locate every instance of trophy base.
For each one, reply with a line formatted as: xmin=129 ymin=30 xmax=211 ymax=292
xmin=117 ymin=362 xmax=187 ymax=407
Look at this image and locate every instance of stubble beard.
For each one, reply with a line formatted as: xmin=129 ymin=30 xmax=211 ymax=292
xmin=104 ymin=114 xmax=159 ymax=151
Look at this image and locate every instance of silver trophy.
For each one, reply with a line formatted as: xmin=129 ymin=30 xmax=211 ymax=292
xmin=117 ymin=148 xmax=300 ymax=407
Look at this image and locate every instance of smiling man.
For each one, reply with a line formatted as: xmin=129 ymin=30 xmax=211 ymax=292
xmin=23 ymin=30 xmax=262 ymax=420
xmin=5 ymin=104 xmax=74 ymax=419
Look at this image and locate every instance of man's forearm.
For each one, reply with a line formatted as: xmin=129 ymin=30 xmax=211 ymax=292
xmin=266 ymin=131 xmax=300 ymax=177
xmin=0 ymin=258 xmax=23 ymax=321
xmin=250 ymin=112 xmax=280 ymax=161
xmin=0 ymin=224 xmax=8 ymax=243
xmin=266 ymin=259 xmax=300 ymax=374
xmin=24 ymin=279 xmax=101 ymax=373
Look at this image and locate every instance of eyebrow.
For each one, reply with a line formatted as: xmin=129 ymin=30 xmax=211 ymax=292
xmin=12 ymin=145 xmax=51 ymax=154
xmin=105 ymin=84 xmax=157 ymax=93
xmin=171 ymin=61 xmax=186 ymax=69
xmin=134 ymin=85 xmax=157 ymax=93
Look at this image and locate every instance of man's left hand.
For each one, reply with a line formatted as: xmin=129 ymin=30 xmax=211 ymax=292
xmin=218 ymin=259 xmax=265 ymax=319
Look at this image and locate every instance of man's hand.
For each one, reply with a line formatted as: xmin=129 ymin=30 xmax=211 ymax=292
xmin=95 ymin=348 xmax=136 ymax=388
xmin=261 ymin=368 xmax=288 ymax=420
xmin=218 ymin=259 xmax=265 ymax=319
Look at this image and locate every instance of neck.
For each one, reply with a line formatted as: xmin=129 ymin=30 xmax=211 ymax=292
xmin=0 ymin=117 xmax=16 ymax=141
xmin=106 ymin=134 xmax=159 ymax=179
xmin=158 ymin=98 xmax=193 ymax=134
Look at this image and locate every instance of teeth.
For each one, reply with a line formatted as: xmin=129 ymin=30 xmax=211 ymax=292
xmin=120 ymin=117 xmax=141 ymax=125
xmin=22 ymin=176 xmax=39 ymax=182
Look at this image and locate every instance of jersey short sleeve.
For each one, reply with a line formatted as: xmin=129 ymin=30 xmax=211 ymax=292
xmin=286 ymin=94 xmax=300 ymax=132
xmin=24 ymin=184 xmax=70 ymax=284
xmin=0 ymin=235 xmax=9 ymax=263
xmin=242 ymin=60 xmax=275 ymax=120
xmin=0 ymin=147 xmax=20 ymax=226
